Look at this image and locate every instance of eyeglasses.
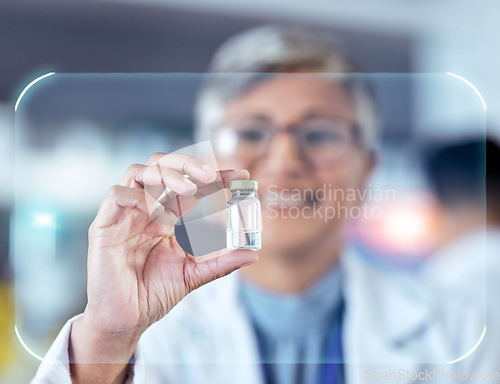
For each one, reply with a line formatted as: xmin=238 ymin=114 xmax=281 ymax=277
xmin=211 ymin=117 xmax=360 ymax=167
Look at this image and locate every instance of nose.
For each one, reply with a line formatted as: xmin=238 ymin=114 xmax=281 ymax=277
xmin=257 ymin=131 xmax=307 ymax=176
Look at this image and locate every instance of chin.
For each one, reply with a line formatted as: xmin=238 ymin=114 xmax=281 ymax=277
xmin=261 ymin=212 xmax=338 ymax=253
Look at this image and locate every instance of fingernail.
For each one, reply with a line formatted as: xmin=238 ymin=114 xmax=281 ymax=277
xmin=184 ymin=178 xmax=197 ymax=189
xmin=240 ymin=259 xmax=258 ymax=267
xmin=150 ymin=204 xmax=165 ymax=220
xmin=237 ymin=169 xmax=250 ymax=178
xmin=149 ymin=200 xmax=164 ymax=217
xmin=201 ymin=164 xmax=215 ymax=173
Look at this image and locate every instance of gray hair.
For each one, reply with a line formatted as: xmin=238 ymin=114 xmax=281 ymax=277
xmin=194 ymin=25 xmax=379 ymax=151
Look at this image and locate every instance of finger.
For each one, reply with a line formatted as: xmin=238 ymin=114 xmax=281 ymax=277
xmin=145 ymin=152 xmax=167 ymax=165
xmin=120 ymin=163 xmax=198 ymax=197
xmin=194 ymin=169 xmax=251 ymax=196
xmin=161 ymin=169 xmax=250 ymax=203
xmin=93 ymin=185 xmax=162 ymax=228
xmin=146 ymin=153 xmax=217 ymax=184
xmin=184 ymin=248 xmax=258 ymax=291
xmin=158 ymin=169 xmax=250 ymax=218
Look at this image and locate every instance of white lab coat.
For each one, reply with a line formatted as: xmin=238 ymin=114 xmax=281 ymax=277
xmin=32 ymin=247 xmax=496 ymax=384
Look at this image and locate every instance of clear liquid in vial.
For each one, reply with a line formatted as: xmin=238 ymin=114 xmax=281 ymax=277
xmin=227 ymin=229 xmax=261 ymax=250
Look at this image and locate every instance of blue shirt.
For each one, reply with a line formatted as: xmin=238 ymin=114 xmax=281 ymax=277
xmin=238 ymin=265 xmax=343 ymax=384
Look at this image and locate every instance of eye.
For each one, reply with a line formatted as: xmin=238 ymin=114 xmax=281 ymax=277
xmin=239 ymin=128 xmax=267 ymax=143
xmin=303 ymin=129 xmax=345 ymax=145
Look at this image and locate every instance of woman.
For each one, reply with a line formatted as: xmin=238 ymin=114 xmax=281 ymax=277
xmin=33 ymin=26 xmax=491 ymax=384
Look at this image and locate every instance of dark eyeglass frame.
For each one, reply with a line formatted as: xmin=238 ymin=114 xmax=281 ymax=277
xmin=211 ymin=117 xmax=362 ymax=168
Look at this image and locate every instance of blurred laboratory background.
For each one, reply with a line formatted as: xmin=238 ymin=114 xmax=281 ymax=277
xmin=1 ymin=0 xmax=499 ymax=382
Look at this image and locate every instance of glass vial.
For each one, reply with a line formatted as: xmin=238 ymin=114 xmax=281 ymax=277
xmin=226 ymin=180 xmax=262 ymax=250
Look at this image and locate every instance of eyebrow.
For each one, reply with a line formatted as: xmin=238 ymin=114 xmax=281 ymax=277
xmin=233 ymin=114 xmax=272 ymax=122
xmin=231 ymin=111 xmax=347 ymax=122
xmin=300 ymin=110 xmax=352 ymax=121
xmin=224 ymin=109 xmax=357 ymax=129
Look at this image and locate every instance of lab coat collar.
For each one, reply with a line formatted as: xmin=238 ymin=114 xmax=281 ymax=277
xmin=341 ymin=246 xmax=432 ymax=349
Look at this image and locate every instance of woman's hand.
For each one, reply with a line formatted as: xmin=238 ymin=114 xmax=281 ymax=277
xmin=85 ymin=153 xmax=255 ymax=333
xmin=69 ymin=153 xmax=257 ymax=383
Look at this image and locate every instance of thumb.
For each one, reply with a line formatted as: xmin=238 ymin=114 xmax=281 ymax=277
xmin=185 ymin=248 xmax=258 ymax=291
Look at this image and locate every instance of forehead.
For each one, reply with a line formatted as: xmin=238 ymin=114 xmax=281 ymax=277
xmin=222 ymin=74 xmax=357 ymax=123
